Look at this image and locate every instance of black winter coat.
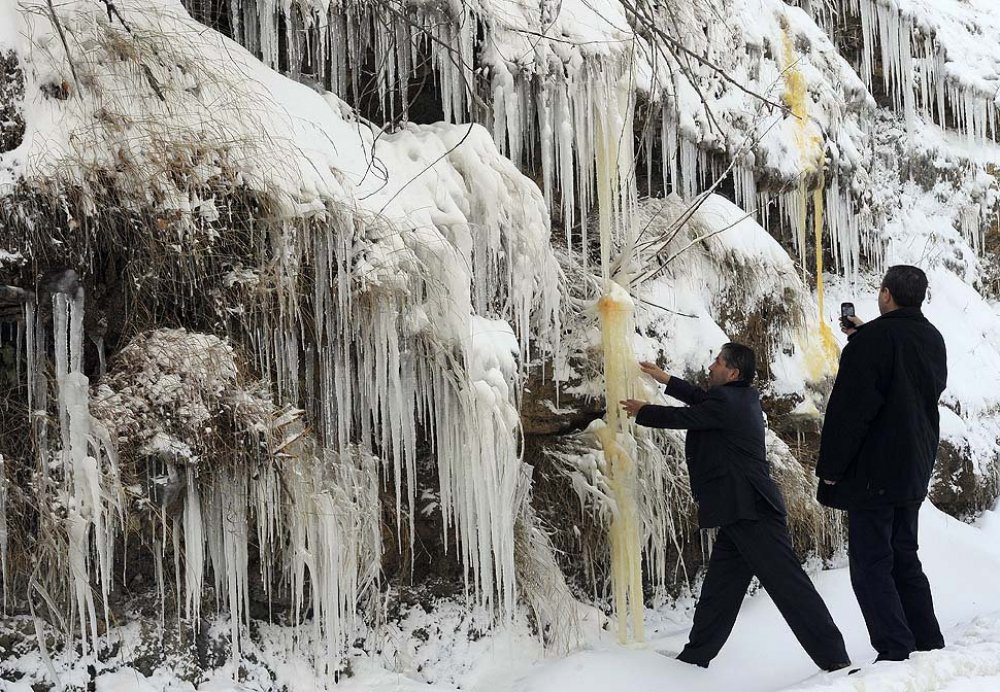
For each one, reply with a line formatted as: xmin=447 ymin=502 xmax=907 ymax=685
xmin=635 ymin=377 xmax=787 ymax=528
xmin=817 ymin=307 xmax=947 ymax=509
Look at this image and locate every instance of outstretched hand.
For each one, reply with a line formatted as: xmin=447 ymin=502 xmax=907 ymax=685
xmin=638 ymin=361 xmax=671 ymax=385
xmin=620 ymin=399 xmax=646 ymax=417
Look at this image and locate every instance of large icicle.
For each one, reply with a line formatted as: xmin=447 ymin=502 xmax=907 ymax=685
xmin=781 ymin=29 xmax=839 ymax=379
xmin=595 ymin=285 xmax=646 ymax=644
xmin=49 ymin=282 xmax=122 ymax=649
xmin=592 ymin=60 xmax=645 ymax=644
xmin=283 ymin=441 xmax=381 ymax=673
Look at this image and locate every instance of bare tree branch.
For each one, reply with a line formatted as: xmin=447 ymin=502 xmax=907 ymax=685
xmin=46 ymin=0 xmax=81 ymax=93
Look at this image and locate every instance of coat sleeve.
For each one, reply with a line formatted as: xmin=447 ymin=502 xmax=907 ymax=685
xmin=817 ymin=329 xmax=892 ymax=482
xmin=935 ymin=332 xmax=948 ymax=399
xmin=635 ymin=390 xmax=726 ymax=430
xmin=663 ymin=377 xmax=710 ymax=405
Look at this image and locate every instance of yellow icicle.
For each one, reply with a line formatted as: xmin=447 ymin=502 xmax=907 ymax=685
xmin=814 ymin=182 xmax=841 ymax=365
xmin=783 ymin=27 xmax=839 ymax=378
xmin=597 ymin=286 xmax=646 ymax=644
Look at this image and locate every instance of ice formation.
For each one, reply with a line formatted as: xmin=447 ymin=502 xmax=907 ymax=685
xmin=14 ymin=280 xmax=125 ymax=650
xmin=85 ymin=328 xmax=385 ymax=666
xmin=177 ymin=0 xmax=883 ymax=273
xmin=846 ymin=0 xmax=1000 ymax=139
xmin=0 ymin=0 xmax=564 ymax=665
xmin=595 ymin=286 xmax=646 ymax=644
xmin=2 ymin=0 xmax=1000 ymax=682
xmin=780 ymin=28 xmax=840 ymax=379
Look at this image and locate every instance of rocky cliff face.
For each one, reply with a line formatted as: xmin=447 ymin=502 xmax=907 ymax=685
xmin=1 ymin=0 xmax=999 ymax=686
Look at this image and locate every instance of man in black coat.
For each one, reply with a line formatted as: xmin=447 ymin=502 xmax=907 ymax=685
xmin=817 ymin=265 xmax=947 ymax=662
xmin=622 ymin=343 xmax=849 ymax=671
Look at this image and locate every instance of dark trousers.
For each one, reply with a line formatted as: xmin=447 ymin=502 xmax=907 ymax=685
xmin=848 ymin=504 xmax=944 ymax=660
xmin=679 ymin=502 xmax=848 ymax=669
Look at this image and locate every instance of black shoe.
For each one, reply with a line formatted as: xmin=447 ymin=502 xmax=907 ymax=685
xmin=875 ymin=653 xmax=910 ymax=663
xmin=676 ymin=653 xmax=709 ymax=669
xmin=822 ymin=661 xmax=852 ymax=673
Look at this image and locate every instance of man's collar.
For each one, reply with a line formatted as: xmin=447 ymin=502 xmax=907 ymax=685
xmin=880 ymin=306 xmax=923 ymax=319
xmin=723 ymin=380 xmax=750 ymax=388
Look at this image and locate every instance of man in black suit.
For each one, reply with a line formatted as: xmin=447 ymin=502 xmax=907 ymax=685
xmin=817 ymin=265 xmax=947 ymax=662
xmin=622 ymin=343 xmax=849 ymax=671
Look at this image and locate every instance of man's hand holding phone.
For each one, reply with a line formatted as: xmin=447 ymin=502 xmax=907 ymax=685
xmin=840 ymin=302 xmax=864 ymax=335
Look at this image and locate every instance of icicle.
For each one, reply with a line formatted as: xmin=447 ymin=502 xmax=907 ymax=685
xmin=852 ymin=0 xmax=997 ymax=138
xmin=258 ymin=0 xmax=280 ymax=69
xmin=782 ymin=29 xmax=838 ymax=379
xmin=94 ymin=334 xmax=106 ymax=378
xmin=732 ymin=163 xmax=756 ymax=214
xmin=252 ymin=458 xmax=281 ymax=617
xmin=0 ymin=454 xmax=7 ymax=612
xmin=595 ymin=285 xmax=646 ymax=644
xmin=154 ymin=536 xmax=165 ymax=633
xmin=959 ymin=204 xmax=984 ymax=255
xmin=204 ymin=471 xmax=250 ymax=662
xmin=588 ymin=52 xmax=646 ymax=644
xmin=558 ymin=86 xmax=576 ymax=249
xmin=283 ymin=443 xmax=381 ymax=673
xmin=825 ymin=177 xmax=861 ymax=280
xmin=811 ymin=181 xmax=840 ymax=371
xmin=425 ymin=317 xmax=527 ymax=620
xmin=679 ymin=139 xmax=699 ymax=201
xmin=47 ymin=282 xmax=122 ymax=649
xmin=182 ymin=466 xmax=205 ymax=625
xmin=661 ymin=105 xmax=678 ymax=196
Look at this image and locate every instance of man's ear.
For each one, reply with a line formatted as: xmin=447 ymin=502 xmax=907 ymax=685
xmin=729 ymin=368 xmax=741 ymax=383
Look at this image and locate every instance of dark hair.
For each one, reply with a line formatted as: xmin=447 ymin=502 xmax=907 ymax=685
xmin=881 ymin=265 xmax=927 ymax=307
xmin=720 ymin=342 xmax=756 ymax=385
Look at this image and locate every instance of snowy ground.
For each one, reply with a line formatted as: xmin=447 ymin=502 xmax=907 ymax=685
xmin=502 ymin=503 xmax=1000 ymax=692
xmin=4 ymin=501 xmax=999 ymax=692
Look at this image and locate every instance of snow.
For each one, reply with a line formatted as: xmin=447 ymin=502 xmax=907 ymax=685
xmin=473 ymin=504 xmax=1000 ymax=692
xmin=0 ymin=250 xmax=22 ymax=267
xmin=4 ymin=0 xmax=1000 ymax=687
xmin=94 ymin=668 xmax=161 ymax=692
xmin=7 ymin=501 xmax=1000 ymax=691
xmin=630 ymin=193 xmax=812 ymax=385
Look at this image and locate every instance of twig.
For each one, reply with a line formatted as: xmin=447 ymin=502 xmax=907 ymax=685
xmin=632 ymin=203 xmax=759 ymax=286
xmin=97 ymin=0 xmax=132 ymax=32
xmin=635 ymin=297 xmax=698 ymax=318
xmin=140 ymin=64 xmax=166 ymax=101
xmin=46 ymin=0 xmax=81 ymax=94
xmin=28 ymin=574 xmax=61 ymax=684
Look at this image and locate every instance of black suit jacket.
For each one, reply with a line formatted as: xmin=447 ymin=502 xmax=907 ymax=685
xmin=817 ymin=307 xmax=947 ymax=509
xmin=635 ymin=377 xmax=787 ymax=528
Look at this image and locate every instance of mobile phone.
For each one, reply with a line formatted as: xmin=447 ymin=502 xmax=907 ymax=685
xmin=840 ymin=302 xmax=855 ymax=330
